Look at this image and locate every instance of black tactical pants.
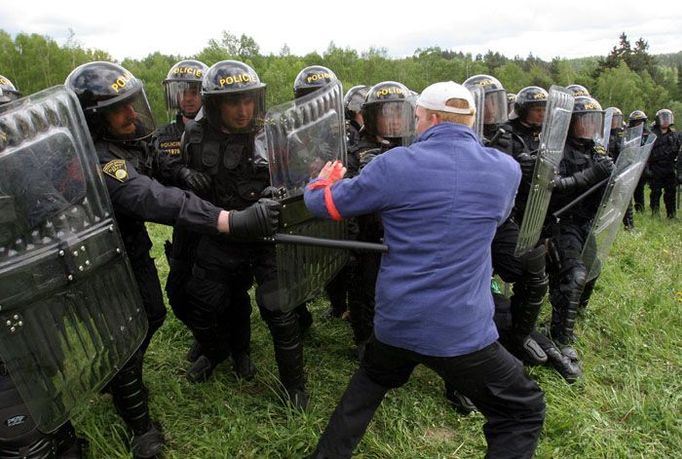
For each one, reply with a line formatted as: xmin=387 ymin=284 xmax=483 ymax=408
xmin=633 ymin=175 xmax=647 ymax=212
xmin=185 ymin=241 xmax=306 ymax=392
xmin=165 ymin=227 xmax=199 ymax=324
xmin=313 ymin=337 xmax=545 ymax=459
xmin=547 ymin=222 xmax=595 ymax=344
xmin=649 ymin=173 xmax=677 ymax=217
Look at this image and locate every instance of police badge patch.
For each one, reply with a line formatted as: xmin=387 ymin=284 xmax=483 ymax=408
xmin=102 ymin=159 xmax=129 ymax=182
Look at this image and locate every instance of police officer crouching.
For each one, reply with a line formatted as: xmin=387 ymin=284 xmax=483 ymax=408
xmin=65 ymin=61 xmax=280 ymax=458
xmin=181 ymin=60 xmax=309 ymax=408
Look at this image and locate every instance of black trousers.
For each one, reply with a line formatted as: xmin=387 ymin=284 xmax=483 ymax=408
xmin=314 ymin=337 xmax=545 ymax=459
xmin=649 ymin=173 xmax=677 ymax=217
xmin=633 ymin=175 xmax=647 ymax=211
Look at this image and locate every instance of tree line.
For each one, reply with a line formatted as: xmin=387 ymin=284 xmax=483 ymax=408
xmin=1 ymin=30 xmax=680 ymax=126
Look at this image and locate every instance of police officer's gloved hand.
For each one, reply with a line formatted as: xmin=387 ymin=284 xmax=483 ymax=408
xmin=228 ymin=198 xmax=281 ymax=239
xmin=593 ymin=154 xmax=615 ymax=178
xmin=260 ymin=186 xmax=285 ymax=199
xmin=516 ymin=153 xmax=536 ymax=180
xmin=179 ymin=167 xmax=211 ymax=195
xmin=551 ymin=156 xmax=614 ymax=193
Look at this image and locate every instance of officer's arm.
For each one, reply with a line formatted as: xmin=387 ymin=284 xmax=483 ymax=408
xmin=102 ymin=159 xmax=222 ymax=234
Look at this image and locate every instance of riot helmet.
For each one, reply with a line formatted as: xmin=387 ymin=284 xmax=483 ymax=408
xmin=513 ymin=86 xmax=548 ymax=126
xmin=654 ymin=108 xmax=674 ymax=128
xmin=163 ymin=59 xmax=207 ymax=119
xmin=506 ymin=92 xmax=516 ymax=117
xmin=344 ymin=85 xmax=369 ymax=119
xmin=201 ymin=60 xmax=266 ymax=133
xmin=362 ymin=81 xmax=415 ymax=145
xmin=627 ymin=110 xmax=647 ymax=127
xmin=0 ymin=74 xmax=21 ymax=104
xmin=463 ymin=74 xmax=508 ymax=125
xmin=65 ymin=61 xmax=156 ymax=142
xmin=566 ymin=84 xmax=590 ymax=97
xmin=605 ymin=107 xmax=623 ymax=130
xmin=569 ymin=96 xmax=604 ymax=141
xmin=293 ymin=65 xmax=338 ymax=99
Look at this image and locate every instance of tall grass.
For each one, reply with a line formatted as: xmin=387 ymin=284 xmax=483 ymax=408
xmin=75 ymin=213 xmax=680 ymax=458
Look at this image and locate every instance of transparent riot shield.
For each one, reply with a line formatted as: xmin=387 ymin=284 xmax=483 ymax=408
xmin=581 ymin=134 xmax=656 ymax=281
xmin=599 ymin=108 xmax=614 ymax=151
xmin=469 ymin=86 xmax=485 ymax=140
xmin=264 ymin=81 xmax=348 ymax=312
xmin=514 ymin=86 xmax=575 ymax=256
xmin=0 ymin=87 xmax=147 ymax=432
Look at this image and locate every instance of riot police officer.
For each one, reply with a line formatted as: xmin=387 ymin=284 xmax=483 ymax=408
xmin=463 ymin=74 xmax=509 ymax=143
xmin=628 ymin=110 xmax=651 ymax=212
xmin=345 ymin=81 xmax=415 ymax=351
xmin=152 ymin=59 xmax=209 ymax=361
xmin=545 ymin=96 xmax=614 ymax=370
xmin=65 ymin=61 xmax=280 ymax=457
xmin=292 ymin=65 xmax=350 ymax=321
xmin=461 ymin=80 xmax=548 ymax=368
xmin=649 ymin=109 xmax=679 ymax=218
xmin=181 ymin=60 xmax=309 ymax=408
xmin=343 ymin=85 xmax=369 ymax=150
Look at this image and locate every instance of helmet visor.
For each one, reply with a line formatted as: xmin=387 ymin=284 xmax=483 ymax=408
xmin=364 ymin=100 xmax=415 ymax=139
xmin=610 ymin=113 xmax=623 ymax=129
xmin=204 ymin=88 xmax=265 ymax=134
xmin=483 ymin=91 xmax=508 ymax=125
xmin=572 ymin=112 xmax=604 ymax=140
xmin=101 ymin=90 xmax=156 ymax=141
xmin=164 ymin=81 xmax=202 ymax=117
xmin=657 ymin=111 xmax=673 ymax=126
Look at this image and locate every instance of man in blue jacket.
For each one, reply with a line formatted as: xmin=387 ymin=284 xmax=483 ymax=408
xmin=305 ymin=81 xmax=545 ymax=458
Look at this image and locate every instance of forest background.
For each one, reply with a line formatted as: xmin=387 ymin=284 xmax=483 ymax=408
xmin=1 ymin=30 xmax=681 ymax=122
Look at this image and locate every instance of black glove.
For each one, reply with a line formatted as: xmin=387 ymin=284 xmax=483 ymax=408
xmin=516 ymin=153 xmax=536 ymax=180
xmin=179 ymin=167 xmax=211 ymax=195
xmin=551 ymin=157 xmax=613 ymax=193
xmin=228 ymin=198 xmax=280 ymax=239
xmin=260 ymin=186 xmax=285 ymax=199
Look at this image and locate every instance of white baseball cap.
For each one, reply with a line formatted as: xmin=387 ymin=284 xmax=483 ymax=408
xmin=416 ymin=81 xmax=475 ymax=115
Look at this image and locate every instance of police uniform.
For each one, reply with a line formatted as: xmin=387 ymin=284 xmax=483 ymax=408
xmin=633 ymin=126 xmax=651 ymax=212
xmin=181 ymin=117 xmax=307 ymax=404
xmin=608 ymin=126 xmax=635 ymax=229
xmin=648 ymin=126 xmax=680 ymax=218
xmin=544 ymin=137 xmax=611 ymax=357
xmin=97 ymin=137 xmax=223 ymax=441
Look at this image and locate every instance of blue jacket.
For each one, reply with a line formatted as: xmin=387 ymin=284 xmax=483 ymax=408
xmin=305 ymin=122 xmax=520 ymax=356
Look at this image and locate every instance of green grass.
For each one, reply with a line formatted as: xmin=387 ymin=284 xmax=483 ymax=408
xmin=74 ymin=212 xmax=681 ymax=458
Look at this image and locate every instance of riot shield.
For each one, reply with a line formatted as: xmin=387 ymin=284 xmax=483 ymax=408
xmin=599 ymin=108 xmax=614 ymax=151
xmin=264 ymin=81 xmax=349 ymax=312
xmin=468 ymin=86 xmax=485 ymax=140
xmin=581 ymin=134 xmax=656 ymax=281
xmin=514 ymin=86 xmax=575 ymax=256
xmin=0 ymin=87 xmax=147 ymax=432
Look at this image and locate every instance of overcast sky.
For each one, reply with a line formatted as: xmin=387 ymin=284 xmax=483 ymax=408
xmin=2 ymin=1 xmax=681 ymax=62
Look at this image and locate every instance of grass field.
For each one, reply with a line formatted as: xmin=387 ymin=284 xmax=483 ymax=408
xmin=74 ymin=212 xmax=681 ymax=458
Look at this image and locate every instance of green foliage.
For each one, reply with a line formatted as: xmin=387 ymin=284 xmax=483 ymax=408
xmin=0 ymin=29 xmax=680 ymax=131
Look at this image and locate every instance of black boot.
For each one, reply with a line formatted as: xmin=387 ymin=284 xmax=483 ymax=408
xmin=186 ymin=355 xmax=222 ymax=384
xmin=232 ymin=352 xmax=256 ymax=380
xmin=266 ymin=310 xmax=308 ymax=409
xmin=131 ymin=421 xmax=165 ymax=459
xmin=509 ymin=246 xmax=549 ymax=365
xmin=444 ymin=385 xmax=477 ymax=415
xmin=55 ymin=421 xmax=87 ymax=459
xmin=532 ymin=331 xmax=582 ymax=383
